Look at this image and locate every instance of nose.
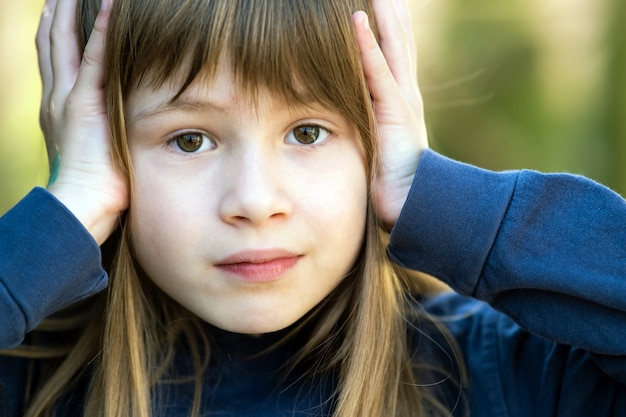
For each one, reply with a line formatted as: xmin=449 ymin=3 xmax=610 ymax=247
xmin=218 ymin=146 xmax=293 ymax=227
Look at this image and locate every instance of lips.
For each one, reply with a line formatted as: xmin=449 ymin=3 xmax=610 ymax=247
xmin=214 ymin=249 xmax=301 ymax=282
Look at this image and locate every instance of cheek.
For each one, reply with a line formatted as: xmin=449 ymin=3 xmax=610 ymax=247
xmin=128 ymin=185 xmax=174 ymax=274
xmin=126 ymin=163 xmax=207 ymax=277
xmin=315 ymin=165 xmax=367 ymax=229
xmin=301 ymin=150 xmax=369 ymax=261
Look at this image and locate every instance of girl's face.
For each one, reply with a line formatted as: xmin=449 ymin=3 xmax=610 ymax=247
xmin=125 ymin=63 xmax=368 ymax=334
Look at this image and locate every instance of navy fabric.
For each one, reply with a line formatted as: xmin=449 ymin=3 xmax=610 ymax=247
xmin=389 ymin=150 xmax=626 ymax=361
xmin=0 ymin=188 xmax=106 ymax=349
xmin=2 ymin=150 xmax=626 ymax=416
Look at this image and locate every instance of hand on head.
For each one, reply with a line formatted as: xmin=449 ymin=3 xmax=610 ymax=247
xmin=37 ymin=0 xmax=127 ymax=245
xmin=36 ymin=0 xmax=425 ymax=243
xmin=353 ymin=0 xmax=428 ymax=229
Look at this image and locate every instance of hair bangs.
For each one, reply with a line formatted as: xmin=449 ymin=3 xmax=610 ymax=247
xmin=106 ymin=0 xmax=376 ymax=127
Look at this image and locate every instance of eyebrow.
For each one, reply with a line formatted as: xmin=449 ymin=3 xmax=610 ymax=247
xmin=130 ymin=99 xmax=231 ymax=122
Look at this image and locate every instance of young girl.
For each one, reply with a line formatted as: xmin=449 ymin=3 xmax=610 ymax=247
xmin=1 ymin=0 xmax=625 ymax=416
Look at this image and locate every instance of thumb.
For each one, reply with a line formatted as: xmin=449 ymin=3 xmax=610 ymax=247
xmin=72 ymin=0 xmax=112 ymax=95
xmin=352 ymin=11 xmax=402 ymax=107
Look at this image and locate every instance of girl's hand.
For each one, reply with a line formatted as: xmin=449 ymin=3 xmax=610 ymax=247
xmin=37 ymin=0 xmax=127 ymax=245
xmin=353 ymin=0 xmax=428 ymax=229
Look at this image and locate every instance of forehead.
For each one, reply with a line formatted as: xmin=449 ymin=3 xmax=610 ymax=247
xmin=125 ymin=63 xmax=332 ymax=126
xmin=126 ymin=62 xmax=233 ymax=120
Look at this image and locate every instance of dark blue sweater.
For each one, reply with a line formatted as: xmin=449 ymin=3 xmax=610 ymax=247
xmin=1 ymin=150 xmax=625 ymax=416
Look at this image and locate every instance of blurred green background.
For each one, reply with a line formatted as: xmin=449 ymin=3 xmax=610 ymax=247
xmin=1 ymin=1 xmax=48 ymax=215
xmin=1 ymin=0 xmax=625 ymax=215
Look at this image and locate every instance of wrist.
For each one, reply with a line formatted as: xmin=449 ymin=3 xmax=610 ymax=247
xmin=47 ymin=180 xmax=126 ymax=246
xmin=373 ymin=147 xmax=424 ymax=230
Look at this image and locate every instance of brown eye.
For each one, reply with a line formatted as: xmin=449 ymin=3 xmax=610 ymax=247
xmin=289 ymin=125 xmax=330 ymax=145
xmin=293 ymin=126 xmax=319 ymax=144
xmin=174 ymin=132 xmax=209 ymax=153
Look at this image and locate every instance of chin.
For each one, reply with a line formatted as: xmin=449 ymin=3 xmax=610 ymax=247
xmin=203 ymin=311 xmax=305 ymax=336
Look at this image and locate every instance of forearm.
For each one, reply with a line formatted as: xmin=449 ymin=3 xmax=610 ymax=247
xmin=389 ymin=150 xmax=626 ymax=354
xmin=0 ymin=188 xmax=107 ymax=349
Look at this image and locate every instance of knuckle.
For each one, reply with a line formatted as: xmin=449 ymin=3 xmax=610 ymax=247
xmin=35 ymin=10 xmax=53 ymax=48
xmin=35 ymin=31 xmax=47 ymax=51
xmin=81 ymin=51 xmax=99 ymax=68
xmin=64 ymin=92 xmax=81 ymax=112
xmin=49 ymin=25 xmax=71 ymax=48
xmin=372 ymin=59 xmax=392 ymax=80
xmin=49 ymin=90 xmax=63 ymax=107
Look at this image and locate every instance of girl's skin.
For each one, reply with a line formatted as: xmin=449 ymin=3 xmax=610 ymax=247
xmin=127 ymin=64 xmax=369 ymax=333
xmin=37 ymin=0 xmax=428 ymax=333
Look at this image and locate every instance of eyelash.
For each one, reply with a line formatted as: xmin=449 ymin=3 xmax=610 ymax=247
xmin=165 ymin=131 xmax=215 ymax=155
xmin=285 ymin=123 xmax=335 ymax=147
xmin=163 ymin=123 xmax=336 ymax=155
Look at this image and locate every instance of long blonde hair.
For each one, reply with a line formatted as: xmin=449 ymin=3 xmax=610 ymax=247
xmin=7 ymin=1 xmax=465 ymax=416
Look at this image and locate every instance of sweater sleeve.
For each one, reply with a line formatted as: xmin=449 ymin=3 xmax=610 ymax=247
xmin=0 ymin=187 xmax=108 ymax=349
xmin=388 ymin=150 xmax=626 ymax=381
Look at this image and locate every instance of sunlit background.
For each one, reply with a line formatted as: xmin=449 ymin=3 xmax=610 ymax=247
xmin=1 ymin=0 xmax=625 ymax=215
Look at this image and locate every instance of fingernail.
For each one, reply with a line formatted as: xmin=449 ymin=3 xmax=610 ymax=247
xmin=362 ymin=13 xmax=371 ymax=31
xmin=101 ymin=0 xmax=111 ymax=11
xmin=353 ymin=11 xmax=370 ymax=32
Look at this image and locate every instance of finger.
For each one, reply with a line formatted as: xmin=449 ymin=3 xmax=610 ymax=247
xmin=36 ymin=0 xmax=58 ymax=102
xmin=50 ymin=0 xmax=81 ymax=92
xmin=352 ymin=11 xmax=402 ymax=105
xmin=391 ymin=0 xmax=417 ymax=75
xmin=370 ymin=0 xmax=417 ymax=90
xmin=71 ymin=1 xmax=112 ymax=100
